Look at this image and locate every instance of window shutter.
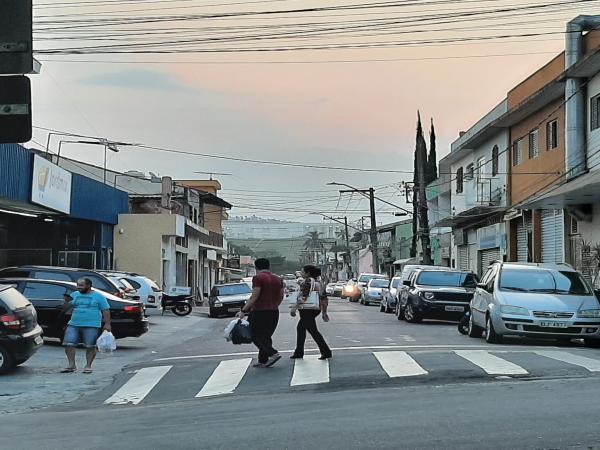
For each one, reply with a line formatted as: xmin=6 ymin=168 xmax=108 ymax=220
xmin=592 ymin=96 xmax=599 ymax=130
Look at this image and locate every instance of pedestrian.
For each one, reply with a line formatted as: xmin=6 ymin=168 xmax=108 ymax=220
xmin=61 ymin=277 xmax=111 ymax=374
xmin=290 ymin=265 xmax=332 ymax=360
xmin=236 ymin=258 xmax=284 ymax=368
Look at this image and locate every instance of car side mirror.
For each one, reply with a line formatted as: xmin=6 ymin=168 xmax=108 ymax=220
xmin=403 ymin=280 xmax=411 ymax=286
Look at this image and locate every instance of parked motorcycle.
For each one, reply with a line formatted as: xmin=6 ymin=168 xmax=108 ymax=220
xmin=162 ymin=294 xmax=193 ymax=316
xmin=458 ymin=311 xmax=470 ymax=335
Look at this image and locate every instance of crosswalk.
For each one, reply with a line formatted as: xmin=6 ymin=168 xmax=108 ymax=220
xmin=103 ymin=349 xmax=600 ymax=406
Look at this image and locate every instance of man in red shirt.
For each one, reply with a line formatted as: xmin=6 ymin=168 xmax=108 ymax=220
xmin=237 ymin=258 xmax=284 ymax=367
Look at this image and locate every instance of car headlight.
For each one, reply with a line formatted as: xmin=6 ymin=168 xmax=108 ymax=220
xmin=499 ymin=305 xmax=529 ymax=316
xmin=213 ymin=301 xmax=222 ymax=307
xmin=577 ymin=309 xmax=600 ymax=318
xmin=421 ymin=292 xmax=435 ymax=300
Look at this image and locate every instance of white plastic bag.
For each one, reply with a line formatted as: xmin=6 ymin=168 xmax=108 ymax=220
xmin=224 ymin=318 xmax=241 ymax=342
xmin=96 ymin=330 xmax=117 ymax=353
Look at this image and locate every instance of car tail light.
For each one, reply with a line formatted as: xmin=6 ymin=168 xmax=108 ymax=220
xmin=148 ymin=295 xmax=155 ymax=303
xmin=124 ymin=305 xmax=142 ymax=314
xmin=1 ymin=314 xmax=22 ymax=330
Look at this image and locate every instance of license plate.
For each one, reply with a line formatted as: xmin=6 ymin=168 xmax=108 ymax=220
xmin=228 ymin=307 xmax=240 ymax=313
xmin=445 ymin=305 xmax=464 ymax=312
xmin=540 ymin=321 xmax=568 ymax=328
xmin=34 ymin=336 xmax=43 ymax=345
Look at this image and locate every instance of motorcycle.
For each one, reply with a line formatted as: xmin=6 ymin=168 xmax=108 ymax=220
xmin=458 ymin=311 xmax=470 ymax=335
xmin=162 ymin=293 xmax=193 ymax=316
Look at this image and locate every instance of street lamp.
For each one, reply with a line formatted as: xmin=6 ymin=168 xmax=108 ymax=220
xmin=56 ymin=139 xmax=123 ymax=183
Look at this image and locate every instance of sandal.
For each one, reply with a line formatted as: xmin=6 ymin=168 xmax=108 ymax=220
xmin=60 ymin=368 xmax=76 ymax=373
xmin=83 ymin=368 xmax=93 ymax=374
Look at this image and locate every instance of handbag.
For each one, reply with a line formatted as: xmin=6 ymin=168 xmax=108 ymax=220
xmin=297 ymin=279 xmax=321 ymax=311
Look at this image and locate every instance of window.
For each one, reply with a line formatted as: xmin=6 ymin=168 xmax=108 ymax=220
xmin=529 ymin=129 xmax=539 ymax=159
xmin=22 ymin=282 xmax=68 ymax=300
xmin=456 ymin=167 xmax=464 ymax=193
xmin=85 ymin=275 xmax=114 ymax=293
xmin=591 ymin=94 xmax=600 ymax=131
xmin=465 ymin=163 xmax=474 ymax=180
xmin=546 ymin=120 xmax=558 ymax=150
xmin=571 ymin=216 xmax=579 ymax=235
xmin=491 ymin=145 xmax=499 ymax=176
xmin=512 ymin=139 xmax=523 ymax=166
xmin=499 ymin=269 xmax=591 ymax=295
xmin=215 ymin=284 xmax=252 ymax=296
xmin=33 ymin=271 xmax=72 ymax=282
xmin=416 ymin=271 xmax=477 ymax=287
xmin=124 ymin=278 xmax=142 ymax=289
xmin=476 ymin=156 xmax=487 ymax=179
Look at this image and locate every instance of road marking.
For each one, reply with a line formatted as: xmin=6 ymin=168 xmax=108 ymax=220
xmin=104 ymin=365 xmax=172 ymax=405
xmin=196 ymin=358 xmax=252 ymax=398
xmin=535 ymin=351 xmax=600 ymax=372
xmin=373 ymin=351 xmax=428 ymax=377
xmin=290 ymin=355 xmax=330 ymax=386
xmin=454 ymin=350 xmax=528 ymax=375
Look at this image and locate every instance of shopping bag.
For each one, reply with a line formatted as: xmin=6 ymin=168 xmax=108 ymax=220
xmin=287 ymin=290 xmax=299 ymax=306
xmin=231 ymin=319 xmax=252 ymax=345
xmin=96 ymin=330 xmax=117 ymax=353
xmin=223 ymin=319 xmax=238 ymax=342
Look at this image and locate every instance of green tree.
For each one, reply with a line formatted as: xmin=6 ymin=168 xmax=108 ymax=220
xmin=304 ymin=231 xmax=324 ymax=264
xmin=427 ymin=118 xmax=438 ymax=184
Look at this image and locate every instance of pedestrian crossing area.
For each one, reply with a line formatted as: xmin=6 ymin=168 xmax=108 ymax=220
xmin=102 ymin=349 xmax=600 ymax=406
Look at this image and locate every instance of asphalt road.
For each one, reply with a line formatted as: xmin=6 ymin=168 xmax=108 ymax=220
xmin=5 ymin=298 xmax=600 ymax=449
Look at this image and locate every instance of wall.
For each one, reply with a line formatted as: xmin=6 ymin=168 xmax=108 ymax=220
xmin=70 ymin=174 xmax=129 ymax=225
xmin=509 ymin=98 xmax=566 ymax=205
xmin=507 ymin=54 xmax=564 ymax=108
xmin=0 ymin=144 xmax=32 ymax=203
xmin=586 ymin=72 xmax=600 ymax=170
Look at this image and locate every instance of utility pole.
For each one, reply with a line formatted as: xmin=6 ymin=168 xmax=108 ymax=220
xmin=368 ymin=187 xmax=379 ymax=273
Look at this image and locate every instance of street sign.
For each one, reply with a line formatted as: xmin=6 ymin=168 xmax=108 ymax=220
xmin=0 ymin=0 xmax=33 ymax=74
xmin=0 ymin=76 xmax=32 ymax=143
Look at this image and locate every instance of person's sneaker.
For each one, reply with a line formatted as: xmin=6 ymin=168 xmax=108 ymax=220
xmin=266 ymin=353 xmax=282 ymax=367
xmin=253 ymin=362 xmax=268 ymax=368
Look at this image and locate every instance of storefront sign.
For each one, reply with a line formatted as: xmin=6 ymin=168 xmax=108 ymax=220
xmin=478 ymin=224 xmax=499 ymax=250
xmin=31 ymin=155 xmax=72 ymax=213
xmin=207 ymin=250 xmax=217 ymax=261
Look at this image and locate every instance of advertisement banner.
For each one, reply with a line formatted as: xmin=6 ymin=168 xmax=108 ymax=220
xmin=31 ymin=155 xmax=72 ymax=213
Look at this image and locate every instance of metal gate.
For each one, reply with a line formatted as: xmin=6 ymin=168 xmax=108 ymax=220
xmin=516 ymin=215 xmax=531 ymax=262
xmin=457 ymin=245 xmax=469 ymax=271
xmin=478 ymin=248 xmax=500 ymax=276
xmin=541 ymin=210 xmax=564 ymax=263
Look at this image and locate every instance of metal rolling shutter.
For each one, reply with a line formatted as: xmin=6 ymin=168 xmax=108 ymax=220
xmin=479 ymin=248 xmax=500 ymax=275
xmin=458 ymin=246 xmax=469 ymax=271
xmin=516 ymin=221 xmax=528 ymax=262
xmin=541 ymin=210 xmax=564 ymax=263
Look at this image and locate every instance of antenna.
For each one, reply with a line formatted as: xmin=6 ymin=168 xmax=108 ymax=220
xmin=193 ymin=171 xmax=233 ymax=180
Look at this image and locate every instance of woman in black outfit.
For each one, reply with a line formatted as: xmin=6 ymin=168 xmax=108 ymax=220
xmin=290 ymin=265 xmax=332 ymax=360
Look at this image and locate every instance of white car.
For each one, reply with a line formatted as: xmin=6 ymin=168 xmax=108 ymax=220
xmin=104 ymin=272 xmax=164 ymax=314
xmin=325 ymin=282 xmax=336 ymax=295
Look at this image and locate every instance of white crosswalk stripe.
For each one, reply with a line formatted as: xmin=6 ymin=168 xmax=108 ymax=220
xmin=535 ymin=351 xmax=600 ymax=372
xmin=105 ymin=365 xmax=173 ymax=405
xmin=373 ymin=351 xmax=428 ymax=377
xmin=290 ymin=355 xmax=330 ymax=386
xmin=454 ymin=350 xmax=528 ymax=375
xmin=196 ymin=358 xmax=252 ymax=398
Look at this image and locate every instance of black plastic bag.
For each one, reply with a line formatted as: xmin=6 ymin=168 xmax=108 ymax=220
xmin=231 ymin=319 xmax=253 ymax=345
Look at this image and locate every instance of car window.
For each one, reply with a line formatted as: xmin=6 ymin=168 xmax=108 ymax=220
xmin=0 ymin=269 xmax=30 ymax=278
xmin=22 ymin=282 xmax=68 ymax=299
xmin=416 ymin=271 xmax=475 ymax=287
xmin=215 ymin=284 xmax=252 ymax=296
xmin=391 ymin=279 xmax=401 ymax=288
xmin=85 ymin=275 xmax=114 ymax=292
xmin=124 ymin=279 xmax=142 ymax=290
xmin=369 ymin=279 xmax=390 ymax=288
xmin=499 ymin=269 xmax=591 ymax=295
xmin=358 ymin=275 xmax=373 ymax=283
xmin=555 ymin=271 xmax=592 ymax=295
xmin=33 ymin=271 xmax=72 ymax=282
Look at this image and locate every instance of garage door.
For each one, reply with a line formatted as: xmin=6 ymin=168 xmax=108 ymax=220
xmin=478 ymin=248 xmax=500 ymax=276
xmin=457 ymin=246 xmax=469 ymax=271
xmin=516 ymin=219 xmax=530 ymax=262
xmin=541 ymin=210 xmax=564 ymax=264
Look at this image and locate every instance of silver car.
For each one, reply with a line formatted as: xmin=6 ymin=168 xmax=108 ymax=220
xmin=361 ymin=278 xmax=390 ymax=306
xmin=469 ymin=262 xmax=600 ymax=346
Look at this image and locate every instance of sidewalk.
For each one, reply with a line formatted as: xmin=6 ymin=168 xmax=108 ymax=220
xmin=0 ymin=312 xmax=214 ymax=415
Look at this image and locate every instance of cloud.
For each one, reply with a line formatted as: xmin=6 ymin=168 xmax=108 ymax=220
xmin=79 ymin=69 xmax=197 ymax=93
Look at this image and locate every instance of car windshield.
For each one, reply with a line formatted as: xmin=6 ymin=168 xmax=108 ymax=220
xmin=358 ymin=275 xmax=374 ymax=283
xmin=370 ymin=279 xmax=389 ymax=288
xmin=417 ymin=271 xmax=477 ymax=287
xmin=499 ymin=269 xmax=592 ymax=295
xmin=391 ymin=279 xmax=401 ymax=288
xmin=215 ymin=284 xmax=252 ymax=296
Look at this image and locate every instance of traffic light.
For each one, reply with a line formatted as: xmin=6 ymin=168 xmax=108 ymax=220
xmin=0 ymin=0 xmax=33 ymax=143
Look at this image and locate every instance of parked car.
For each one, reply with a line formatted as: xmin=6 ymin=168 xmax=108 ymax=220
xmin=0 ymin=266 xmax=124 ymax=298
xmin=398 ymin=269 xmax=478 ymax=323
xmin=209 ymin=282 xmax=252 ymax=318
xmin=380 ymin=276 xmax=402 ymax=313
xmin=0 ymin=279 xmax=149 ymax=340
xmin=395 ymin=265 xmax=452 ymax=320
xmin=101 ymin=271 xmax=163 ymax=314
xmin=361 ymin=278 xmax=390 ymax=306
xmin=341 ymin=279 xmax=361 ymax=302
xmin=469 ymin=262 xmax=600 ymax=346
xmin=108 ymin=276 xmax=140 ymax=301
xmin=0 ymin=285 xmax=43 ymax=374
xmin=357 ymin=273 xmax=389 ymax=299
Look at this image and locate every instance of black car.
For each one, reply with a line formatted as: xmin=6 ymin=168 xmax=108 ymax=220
xmin=0 ymin=285 xmax=44 ymax=373
xmin=0 ymin=279 xmax=149 ymax=340
xmin=208 ymin=283 xmax=252 ymax=318
xmin=0 ymin=266 xmax=124 ymax=298
xmin=398 ymin=269 xmax=478 ymax=323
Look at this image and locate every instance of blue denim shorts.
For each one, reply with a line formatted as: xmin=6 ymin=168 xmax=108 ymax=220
xmin=63 ymin=326 xmax=100 ymax=348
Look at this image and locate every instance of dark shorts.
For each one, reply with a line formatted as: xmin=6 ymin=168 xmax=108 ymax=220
xmin=63 ymin=325 xmax=100 ymax=348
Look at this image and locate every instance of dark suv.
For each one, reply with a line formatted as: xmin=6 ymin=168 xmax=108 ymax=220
xmin=0 ymin=285 xmax=43 ymax=373
xmin=399 ymin=269 xmax=478 ymax=323
xmin=0 ymin=266 xmax=123 ymax=297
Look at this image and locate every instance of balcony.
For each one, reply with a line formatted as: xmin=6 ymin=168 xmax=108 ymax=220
xmin=200 ymin=231 xmax=224 ymax=249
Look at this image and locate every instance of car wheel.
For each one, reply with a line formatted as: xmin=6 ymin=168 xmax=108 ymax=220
xmin=396 ymin=304 xmax=405 ymax=320
xmin=364 ymin=297 xmax=370 ymax=306
xmin=0 ymin=346 xmax=15 ymax=374
xmin=468 ymin=313 xmax=483 ymax=338
xmin=404 ymin=302 xmax=422 ymax=323
xmin=584 ymin=338 xmax=600 ymax=348
xmin=485 ymin=314 xmax=501 ymax=344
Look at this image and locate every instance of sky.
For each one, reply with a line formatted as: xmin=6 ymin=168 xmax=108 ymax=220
xmin=27 ymin=0 xmax=600 ymax=228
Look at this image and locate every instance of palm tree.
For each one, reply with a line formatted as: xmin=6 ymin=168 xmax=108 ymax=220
xmin=304 ymin=231 xmax=324 ymax=264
